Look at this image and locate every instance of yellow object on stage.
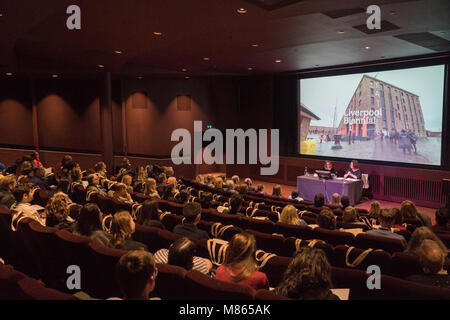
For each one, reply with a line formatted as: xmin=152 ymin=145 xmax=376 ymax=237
xmin=300 ymin=139 xmax=317 ymax=155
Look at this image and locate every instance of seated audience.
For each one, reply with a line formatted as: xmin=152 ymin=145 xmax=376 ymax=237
xmin=275 ymin=247 xmax=339 ymax=300
xmin=0 ymin=175 xmax=17 ymax=208
xmin=45 ymin=193 xmax=75 ymax=230
xmin=235 ymin=183 xmax=248 ymax=195
xmin=366 ymin=208 xmax=407 ymax=248
xmin=11 ymin=184 xmax=46 ymax=226
xmin=70 ymin=167 xmax=83 ymax=185
xmin=142 ymin=178 xmax=160 ymax=199
xmin=432 ymin=208 xmax=450 ymax=234
xmin=231 ymin=175 xmax=240 ymax=185
xmin=317 ymin=208 xmax=336 ymax=230
xmin=94 ymin=161 xmax=108 ymax=179
xmin=392 ymin=208 xmax=406 ymax=230
xmin=56 ymin=178 xmax=71 ymax=195
xmin=113 ymin=183 xmax=134 ymax=204
xmin=113 ymin=250 xmax=159 ymax=300
xmin=223 ymin=194 xmax=244 ymax=216
xmin=288 ymin=190 xmax=303 ymax=202
xmin=368 ymin=201 xmax=381 ymax=220
xmin=30 ymin=151 xmax=43 ymax=168
xmin=342 ymin=206 xmax=366 ymax=228
xmin=109 ymin=211 xmax=148 ymax=251
xmin=401 ymin=200 xmax=432 ymax=227
xmin=136 ymin=200 xmax=165 ymax=230
xmin=214 ymin=177 xmax=223 ymax=189
xmin=121 ymin=174 xmax=134 ymax=193
xmin=174 ymin=188 xmax=190 ymax=204
xmin=405 ymin=226 xmax=448 ymax=257
xmin=224 ymin=180 xmax=238 ymax=194
xmin=405 ymin=239 xmax=450 ymax=289
xmin=341 ymin=196 xmax=350 ymax=210
xmin=314 ymin=193 xmax=325 ymax=209
xmin=195 ymin=174 xmax=204 ymax=184
xmin=86 ymin=174 xmax=107 ymax=196
xmin=330 ymin=193 xmax=341 ymax=207
xmin=279 ymin=205 xmax=308 ymax=226
xmin=215 ymin=233 xmax=269 ymax=290
xmin=30 ymin=166 xmax=54 ymax=194
xmin=200 ymin=192 xmax=215 ymax=209
xmin=154 ymin=237 xmax=212 ymax=274
xmin=244 ymin=178 xmax=255 ymax=192
xmin=272 ymin=185 xmax=282 ymax=197
xmin=73 ymin=203 xmax=111 ymax=245
xmin=256 ymin=184 xmax=266 ymax=195
xmin=173 ymin=202 xmax=208 ymax=239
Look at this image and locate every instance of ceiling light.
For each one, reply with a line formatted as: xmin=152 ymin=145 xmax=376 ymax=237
xmin=114 ymin=50 xmax=122 ymax=54
xmin=251 ymin=44 xmax=259 ymax=47
xmin=364 ymin=46 xmax=371 ymax=50
xmin=5 ymin=72 xmax=12 ymax=76
xmin=275 ymin=59 xmax=282 ymax=63
xmin=181 ymin=68 xmax=187 ymax=72
xmin=153 ymin=32 xmax=162 ymax=36
xmin=248 ymin=67 xmax=253 ymax=71
xmin=338 ymin=30 xmax=345 ymax=34
xmin=202 ymin=57 xmax=210 ymax=61
xmin=185 ymin=76 xmax=190 ymax=79
xmin=0 ymin=13 xmax=3 ymax=17
xmin=137 ymin=76 xmax=143 ymax=80
xmin=237 ymin=8 xmax=247 ymax=14
xmin=51 ymin=74 xmax=58 ymax=78
xmin=98 ymin=64 xmax=104 ymax=68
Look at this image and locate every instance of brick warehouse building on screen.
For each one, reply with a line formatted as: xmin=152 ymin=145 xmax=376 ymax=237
xmin=337 ymin=75 xmax=426 ymax=138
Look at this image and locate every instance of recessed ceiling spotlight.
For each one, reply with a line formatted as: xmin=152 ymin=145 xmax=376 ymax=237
xmin=275 ymin=59 xmax=282 ymax=63
xmin=237 ymin=8 xmax=247 ymax=14
xmin=185 ymin=76 xmax=190 ymax=79
xmin=181 ymin=68 xmax=188 ymax=72
xmin=98 ymin=64 xmax=104 ymax=68
xmin=338 ymin=30 xmax=345 ymax=34
xmin=251 ymin=44 xmax=259 ymax=47
xmin=364 ymin=46 xmax=371 ymax=50
xmin=0 ymin=13 xmax=3 ymax=17
xmin=202 ymin=57 xmax=210 ymax=61
xmin=51 ymin=74 xmax=58 ymax=78
xmin=114 ymin=50 xmax=122 ymax=54
xmin=5 ymin=72 xmax=13 ymax=76
xmin=137 ymin=76 xmax=143 ymax=80
xmin=153 ymin=31 xmax=162 ymax=36
xmin=248 ymin=67 xmax=253 ymax=71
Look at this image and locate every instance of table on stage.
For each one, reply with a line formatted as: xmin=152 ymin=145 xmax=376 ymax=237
xmin=297 ymin=175 xmax=363 ymax=206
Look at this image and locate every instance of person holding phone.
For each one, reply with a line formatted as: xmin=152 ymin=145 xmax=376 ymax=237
xmin=343 ymin=160 xmax=362 ymax=180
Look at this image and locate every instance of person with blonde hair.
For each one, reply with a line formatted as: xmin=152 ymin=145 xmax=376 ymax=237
xmin=108 ymin=211 xmax=147 ymax=251
xmin=401 ymin=200 xmax=431 ymax=227
xmin=214 ymin=177 xmax=224 ymax=189
xmin=369 ymin=201 xmax=381 ymax=219
xmin=142 ymin=178 xmax=160 ymax=198
xmin=113 ymin=183 xmax=134 ymax=204
xmin=45 ymin=192 xmax=75 ymax=230
xmin=279 ymin=205 xmax=307 ymax=226
xmin=405 ymin=226 xmax=448 ymax=256
xmin=121 ymin=174 xmax=134 ymax=193
xmin=215 ymin=233 xmax=269 ymax=290
xmin=330 ymin=193 xmax=341 ymax=207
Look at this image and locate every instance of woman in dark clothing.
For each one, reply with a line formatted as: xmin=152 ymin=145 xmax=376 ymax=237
xmin=275 ymin=247 xmax=339 ymax=300
xmin=136 ymin=200 xmax=165 ymax=230
xmin=108 ymin=211 xmax=148 ymax=251
xmin=73 ymin=203 xmax=111 ymax=246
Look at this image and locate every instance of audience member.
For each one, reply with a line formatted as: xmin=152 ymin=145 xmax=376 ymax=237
xmin=369 ymin=201 xmax=381 ymax=220
xmin=317 ymin=208 xmax=336 ymax=230
xmin=215 ymin=233 xmax=269 ymax=290
xmin=272 ymin=185 xmax=282 ymax=197
xmin=113 ymin=250 xmax=159 ymax=300
xmin=109 ymin=211 xmax=148 ymax=251
xmin=288 ymin=190 xmax=303 ymax=202
xmin=94 ymin=161 xmax=108 ymax=179
xmin=121 ymin=174 xmax=134 ymax=193
xmin=432 ymin=208 xmax=450 ymax=234
xmin=401 ymin=200 xmax=432 ymax=227
xmin=279 ymin=205 xmax=307 ymax=226
xmin=30 ymin=166 xmax=54 ymax=194
xmin=366 ymin=208 xmax=407 ymax=248
xmin=256 ymin=184 xmax=266 ymax=195
xmin=330 ymin=193 xmax=341 ymax=207
xmin=244 ymin=178 xmax=255 ymax=192
xmin=405 ymin=239 xmax=450 ymax=289
xmin=275 ymin=247 xmax=339 ymax=300
xmin=87 ymin=174 xmax=107 ymax=196
xmin=405 ymin=226 xmax=448 ymax=257
xmin=224 ymin=180 xmax=237 ymax=194
xmin=341 ymin=196 xmax=350 ymax=210
xmin=223 ymin=194 xmax=244 ymax=216
xmin=143 ymin=178 xmax=160 ymax=199
xmin=314 ymin=193 xmax=325 ymax=208
xmin=45 ymin=192 xmax=75 ymax=230
xmin=154 ymin=237 xmax=212 ymax=274
xmin=70 ymin=167 xmax=83 ymax=185
xmin=11 ymin=184 xmax=46 ymax=226
xmin=392 ymin=208 xmax=406 ymax=230
xmin=174 ymin=188 xmax=190 ymax=204
xmin=231 ymin=175 xmax=240 ymax=185
xmin=214 ymin=177 xmax=223 ymax=189
xmin=136 ymin=200 xmax=165 ymax=230
xmin=173 ymin=202 xmax=208 ymax=239
xmin=56 ymin=178 xmax=71 ymax=195
xmin=0 ymin=175 xmax=17 ymax=208
xmin=73 ymin=203 xmax=111 ymax=245
xmin=113 ymin=183 xmax=134 ymax=204
xmin=30 ymin=151 xmax=43 ymax=168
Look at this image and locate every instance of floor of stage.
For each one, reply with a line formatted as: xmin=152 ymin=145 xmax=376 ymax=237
xmin=201 ymin=173 xmax=437 ymax=225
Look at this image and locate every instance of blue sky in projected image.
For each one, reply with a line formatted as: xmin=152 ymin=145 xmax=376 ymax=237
xmin=300 ymin=65 xmax=445 ymax=132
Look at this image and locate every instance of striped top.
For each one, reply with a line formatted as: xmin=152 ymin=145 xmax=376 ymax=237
xmin=154 ymin=248 xmax=209 ymax=274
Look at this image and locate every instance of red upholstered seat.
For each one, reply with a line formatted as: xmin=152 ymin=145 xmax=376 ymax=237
xmin=88 ymin=241 xmax=127 ymax=299
xmin=257 ymin=255 xmax=292 ymax=288
xmin=244 ymin=229 xmax=285 ymax=256
xmin=17 ymin=277 xmax=79 ymax=300
xmin=70 ymin=185 xmax=87 ymax=205
xmin=274 ymin=222 xmax=314 ymax=240
xmin=313 ymin=227 xmax=354 ymax=246
xmin=97 ymin=195 xmax=115 ymax=215
xmin=152 ymin=263 xmax=188 ymax=300
xmin=354 ymin=233 xmax=405 ymax=254
xmin=0 ymin=207 xmax=14 ymax=262
xmin=112 ymin=199 xmax=132 ymax=213
xmin=184 ymin=270 xmax=255 ymax=300
xmin=254 ymin=289 xmax=291 ymax=300
xmin=132 ymin=224 xmax=162 ymax=253
xmin=200 ymin=208 xmax=223 ymax=223
xmin=157 ymin=229 xmax=184 ymax=250
xmin=161 ymin=213 xmax=184 ymax=232
xmin=330 ymin=266 xmax=371 ymax=300
xmin=390 ymin=252 xmax=424 ymax=279
xmin=239 ymin=217 xmax=275 ymax=234
xmin=0 ymin=264 xmax=27 ymax=300
xmin=332 ymin=245 xmax=391 ymax=275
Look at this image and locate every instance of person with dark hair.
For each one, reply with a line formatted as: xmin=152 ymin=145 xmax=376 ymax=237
xmin=56 ymin=178 xmax=71 ymax=195
xmin=317 ymin=208 xmax=336 ymax=230
xmin=392 ymin=207 xmax=406 ymax=230
xmin=256 ymin=184 xmax=265 ymax=195
xmin=288 ymin=190 xmax=303 ymax=202
xmin=73 ymin=203 xmax=110 ymax=245
xmin=341 ymin=196 xmax=350 ymax=210
xmin=173 ymin=202 xmax=208 ymax=239
xmin=223 ymin=194 xmax=244 ymax=215
xmin=86 ymin=174 xmax=107 ymax=196
xmin=401 ymin=200 xmax=431 ymax=227
xmin=432 ymin=208 xmax=450 ymax=234
xmin=344 ymin=160 xmax=361 ymax=180
xmin=94 ymin=161 xmax=108 ymax=179
xmin=11 ymin=184 xmax=45 ymax=226
xmin=112 ymin=250 xmax=159 ymax=300
xmin=216 ymin=233 xmax=269 ymax=290
xmin=366 ymin=208 xmax=407 ymax=248
xmin=272 ymin=185 xmax=282 ymax=197
xmin=314 ymin=193 xmax=325 ymax=208
xmin=323 ymin=161 xmax=336 ymax=176
xmin=30 ymin=151 xmax=43 ymax=168
xmin=30 ymin=166 xmax=54 ymax=194
xmin=200 ymin=192 xmax=214 ymax=209
xmin=154 ymin=237 xmax=212 ymax=274
xmin=136 ymin=200 xmax=165 ymax=230
xmin=244 ymin=178 xmax=255 ymax=192
xmin=108 ymin=211 xmax=148 ymax=251
xmin=275 ymin=247 xmax=339 ymax=300
xmin=0 ymin=175 xmax=17 ymax=208
xmin=405 ymin=239 xmax=450 ymax=289
xmin=174 ymin=188 xmax=191 ymax=204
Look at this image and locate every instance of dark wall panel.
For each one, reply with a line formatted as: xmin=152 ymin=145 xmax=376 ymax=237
xmin=0 ymin=79 xmax=34 ymax=147
xmin=35 ymin=79 xmax=101 ymax=152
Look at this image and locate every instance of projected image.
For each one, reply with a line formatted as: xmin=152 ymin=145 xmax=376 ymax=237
xmin=299 ymin=65 xmax=445 ymax=165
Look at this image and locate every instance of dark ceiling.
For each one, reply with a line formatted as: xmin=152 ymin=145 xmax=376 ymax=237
xmin=0 ymin=0 xmax=449 ymax=77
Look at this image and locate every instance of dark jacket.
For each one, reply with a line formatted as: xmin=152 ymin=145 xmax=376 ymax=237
xmin=0 ymin=190 xmax=16 ymax=208
xmin=173 ymin=223 xmax=209 ymax=239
